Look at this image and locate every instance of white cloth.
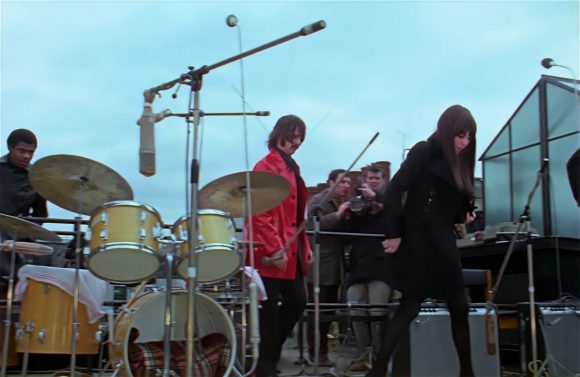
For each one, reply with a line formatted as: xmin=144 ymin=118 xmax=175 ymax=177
xmin=14 ymin=265 xmax=110 ymax=323
xmin=243 ymin=266 xmax=267 ymax=302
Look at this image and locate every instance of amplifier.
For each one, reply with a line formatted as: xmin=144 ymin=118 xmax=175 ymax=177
xmin=393 ymin=306 xmax=500 ymax=377
xmin=520 ymin=304 xmax=580 ymax=377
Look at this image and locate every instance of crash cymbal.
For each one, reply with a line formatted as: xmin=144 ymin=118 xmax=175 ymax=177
xmin=0 ymin=214 xmax=61 ymax=242
xmin=29 ymin=155 xmax=133 ymax=215
xmin=199 ymin=171 xmax=290 ymax=218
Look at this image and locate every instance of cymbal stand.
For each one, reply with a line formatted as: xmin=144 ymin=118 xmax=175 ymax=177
xmin=488 ymin=158 xmax=548 ymax=377
xmin=1 ymin=228 xmax=18 ymax=377
xmin=158 ymin=239 xmax=181 ymax=377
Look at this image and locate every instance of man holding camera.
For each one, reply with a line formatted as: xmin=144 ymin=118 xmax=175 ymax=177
xmin=306 ymin=169 xmax=351 ymax=366
xmin=344 ymin=164 xmax=391 ymax=371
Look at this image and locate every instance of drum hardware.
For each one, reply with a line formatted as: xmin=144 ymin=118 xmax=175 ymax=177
xmin=14 ymin=320 xmax=34 ymax=377
xmin=0 ymin=214 xmax=59 ymax=377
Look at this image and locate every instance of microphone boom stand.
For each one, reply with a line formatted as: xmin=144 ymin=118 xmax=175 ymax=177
xmin=488 ymin=158 xmax=548 ymax=377
xmin=143 ymin=20 xmax=327 ymax=377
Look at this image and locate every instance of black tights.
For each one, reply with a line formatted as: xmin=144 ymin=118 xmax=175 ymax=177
xmin=367 ymin=292 xmax=474 ymax=377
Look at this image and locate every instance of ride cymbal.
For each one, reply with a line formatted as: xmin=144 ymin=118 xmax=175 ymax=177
xmin=29 ymin=155 xmax=133 ymax=215
xmin=199 ymin=171 xmax=290 ymax=218
xmin=0 ymin=214 xmax=61 ymax=242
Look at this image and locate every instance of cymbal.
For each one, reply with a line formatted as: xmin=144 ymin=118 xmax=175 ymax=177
xmin=1 ymin=240 xmax=54 ymax=256
xmin=0 ymin=214 xmax=62 ymax=242
xmin=29 ymin=154 xmax=133 ymax=215
xmin=199 ymin=171 xmax=290 ymax=218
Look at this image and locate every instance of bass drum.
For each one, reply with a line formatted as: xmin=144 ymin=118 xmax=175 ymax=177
xmin=111 ymin=290 xmax=236 ymax=376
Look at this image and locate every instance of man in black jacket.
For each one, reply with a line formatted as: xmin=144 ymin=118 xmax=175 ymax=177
xmin=344 ymin=165 xmax=391 ymax=371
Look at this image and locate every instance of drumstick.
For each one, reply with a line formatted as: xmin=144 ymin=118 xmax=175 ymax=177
xmin=125 ymin=280 xmax=148 ymax=308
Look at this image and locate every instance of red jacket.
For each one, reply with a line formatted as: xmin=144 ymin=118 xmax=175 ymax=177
xmin=246 ymin=149 xmax=311 ymax=279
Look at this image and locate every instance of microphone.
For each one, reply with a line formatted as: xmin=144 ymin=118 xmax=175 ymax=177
xmin=300 ymin=20 xmax=326 ymax=36
xmin=138 ymin=103 xmax=156 ymax=177
xmin=539 ymin=157 xmax=549 ymax=174
xmin=485 ymin=308 xmax=497 ymax=355
xmin=226 ymin=14 xmax=238 ymax=28
xmin=249 ymin=281 xmax=260 ymax=358
xmin=1 ymin=240 xmax=53 ymax=255
xmin=541 ymin=58 xmax=554 ymax=69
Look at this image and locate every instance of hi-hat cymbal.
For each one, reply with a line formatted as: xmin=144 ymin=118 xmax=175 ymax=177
xmin=29 ymin=155 xmax=133 ymax=215
xmin=0 ymin=214 xmax=61 ymax=242
xmin=199 ymin=171 xmax=290 ymax=218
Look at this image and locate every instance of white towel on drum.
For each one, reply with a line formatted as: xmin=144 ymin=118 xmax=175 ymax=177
xmin=14 ymin=265 xmax=110 ymax=323
xmin=243 ymin=266 xmax=267 ymax=302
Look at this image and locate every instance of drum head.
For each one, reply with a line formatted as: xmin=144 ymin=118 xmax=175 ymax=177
xmin=88 ymin=244 xmax=160 ymax=283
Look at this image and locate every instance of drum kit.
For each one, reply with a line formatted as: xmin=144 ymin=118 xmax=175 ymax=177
xmin=0 ymin=155 xmax=290 ymax=377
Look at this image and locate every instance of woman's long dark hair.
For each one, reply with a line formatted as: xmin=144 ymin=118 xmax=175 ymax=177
xmin=434 ymin=105 xmax=477 ymax=194
xmin=267 ymin=115 xmax=306 ymax=150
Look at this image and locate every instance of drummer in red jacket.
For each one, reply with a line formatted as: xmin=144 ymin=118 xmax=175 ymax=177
xmin=246 ymin=114 xmax=312 ymax=377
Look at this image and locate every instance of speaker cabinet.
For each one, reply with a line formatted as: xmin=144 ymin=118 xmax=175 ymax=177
xmin=520 ymin=304 xmax=580 ymax=377
xmin=393 ymin=306 xmax=500 ymax=377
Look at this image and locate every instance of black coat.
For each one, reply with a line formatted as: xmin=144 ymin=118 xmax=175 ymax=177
xmin=383 ymin=138 xmax=471 ymax=300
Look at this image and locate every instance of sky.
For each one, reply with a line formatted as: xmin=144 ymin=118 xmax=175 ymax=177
xmin=1 ymin=0 xmax=579 ymax=233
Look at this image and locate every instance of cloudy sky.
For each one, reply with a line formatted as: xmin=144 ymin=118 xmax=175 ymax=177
xmin=1 ymin=0 xmax=578 ymax=232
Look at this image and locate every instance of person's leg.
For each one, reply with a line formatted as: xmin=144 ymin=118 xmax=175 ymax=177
xmin=367 ymin=281 xmax=392 ymax=360
xmin=277 ymin=272 xmax=307 ymax=359
xmin=366 ymin=295 xmax=421 ymax=377
xmin=347 ymin=283 xmax=371 ymax=355
xmin=318 ymin=284 xmax=339 ymax=358
xmin=447 ymin=291 xmax=474 ymax=377
xmin=257 ymin=277 xmax=282 ymax=377
xmin=306 ymin=282 xmax=316 ymax=358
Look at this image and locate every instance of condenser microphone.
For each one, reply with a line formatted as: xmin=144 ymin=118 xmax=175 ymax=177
xmin=541 ymin=58 xmax=554 ymax=69
xmin=138 ymin=103 xmax=156 ymax=177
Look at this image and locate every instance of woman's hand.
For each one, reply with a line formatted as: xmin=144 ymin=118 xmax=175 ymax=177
xmin=273 ymin=251 xmax=289 ymax=270
xmin=466 ymin=211 xmax=477 ymax=224
xmin=382 ymin=237 xmax=402 ymax=254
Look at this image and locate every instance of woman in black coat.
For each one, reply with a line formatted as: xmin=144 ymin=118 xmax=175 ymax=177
xmin=366 ymin=105 xmax=478 ymax=377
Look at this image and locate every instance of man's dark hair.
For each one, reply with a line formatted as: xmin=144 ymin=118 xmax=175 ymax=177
xmin=267 ymin=115 xmax=306 ymax=150
xmin=362 ymin=163 xmax=385 ymax=178
xmin=328 ymin=169 xmax=346 ymax=183
xmin=7 ymin=129 xmax=38 ymax=149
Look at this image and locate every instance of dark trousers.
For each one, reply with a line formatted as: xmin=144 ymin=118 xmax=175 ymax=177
xmin=256 ymin=274 xmax=307 ymax=377
xmin=306 ymin=283 xmax=339 ymax=357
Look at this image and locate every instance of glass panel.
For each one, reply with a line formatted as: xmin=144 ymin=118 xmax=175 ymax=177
xmin=512 ymin=88 xmax=540 ymax=150
xmin=512 ymin=146 xmax=544 ymax=235
xmin=483 ymin=125 xmax=510 ymax=158
xmin=547 ymin=82 xmax=580 ymax=139
xmin=483 ymin=155 xmax=511 ymax=227
xmin=548 ymin=135 xmax=580 ymax=238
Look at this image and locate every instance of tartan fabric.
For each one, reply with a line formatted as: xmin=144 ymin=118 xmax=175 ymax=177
xmin=129 ymin=333 xmax=231 ymax=377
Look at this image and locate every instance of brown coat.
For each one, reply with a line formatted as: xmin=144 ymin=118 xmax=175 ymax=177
xmin=306 ymin=188 xmax=347 ymax=286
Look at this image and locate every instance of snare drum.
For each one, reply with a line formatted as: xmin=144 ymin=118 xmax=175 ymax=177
xmin=88 ymin=200 xmax=163 ymax=283
xmin=172 ymin=210 xmax=241 ymax=283
xmin=17 ymin=280 xmax=99 ymax=354
xmin=111 ymin=290 xmax=236 ymax=377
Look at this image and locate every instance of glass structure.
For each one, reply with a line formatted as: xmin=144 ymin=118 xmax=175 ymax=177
xmin=480 ymin=75 xmax=580 ymax=238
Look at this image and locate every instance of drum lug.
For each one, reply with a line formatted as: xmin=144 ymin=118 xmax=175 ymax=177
xmin=38 ymin=328 xmax=46 ymax=344
xmin=100 ymin=211 xmax=109 ymax=225
xmin=139 ymin=228 xmax=147 ymax=240
xmin=100 ymin=229 xmax=109 ymax=240
xmin=140 ymin=210 xmax=148 ymax=223
xmin=14 ymin=322 xmax=22 ymax=343
xmin=153 ymin=224 xmax=162 ymax=238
